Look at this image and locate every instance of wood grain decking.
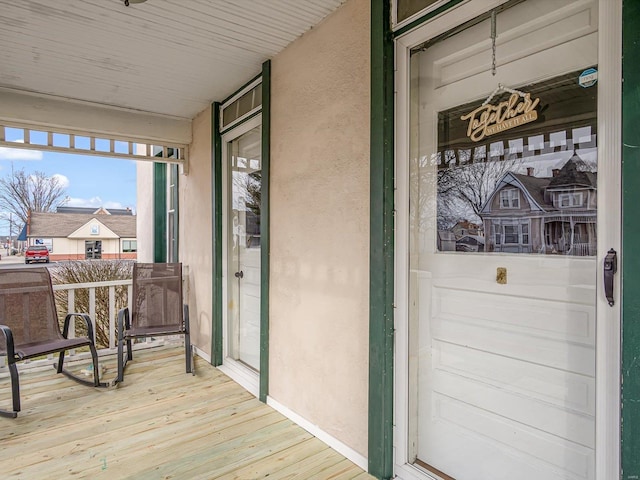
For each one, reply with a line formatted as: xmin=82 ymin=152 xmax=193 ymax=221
xmin=0 ymin=347 xmax=374 ymax=480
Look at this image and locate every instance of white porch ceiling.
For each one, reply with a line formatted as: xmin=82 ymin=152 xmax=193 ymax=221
xmin=0 ymin=0 xmax=345 ymax=121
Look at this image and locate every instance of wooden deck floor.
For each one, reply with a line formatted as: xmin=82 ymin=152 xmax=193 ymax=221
xmin=0 ymin=347 xmax=374 ymax=480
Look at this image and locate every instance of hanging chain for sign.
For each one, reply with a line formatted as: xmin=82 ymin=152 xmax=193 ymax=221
xmin=491 ymin=10 xmax=497 ymax=76
xmin=482 ymin=84 xmax=528 ymax=106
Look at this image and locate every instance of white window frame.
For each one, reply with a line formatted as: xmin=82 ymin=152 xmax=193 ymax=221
xmin=220 ymin=78 xmax=262 ymax=133
xmin=122 ymin=239 xmax=137 ymax=253
xmin=499 ymin=188 xmax=520 ymax=209
xmin=558 ymin=191 xmax=584 ymax=208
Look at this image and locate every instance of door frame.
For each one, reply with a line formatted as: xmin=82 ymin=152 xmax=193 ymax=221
xmin=218 ymin=113 xmax=263 ymax=397
xmin=391 ymin=1 xmax=621 ymax=479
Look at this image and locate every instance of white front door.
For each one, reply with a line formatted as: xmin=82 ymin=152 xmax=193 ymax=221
xmin=221 ymin=115 xmax=262 ymax=394
xmin=395 ymin=1 xmax=614 ymax=479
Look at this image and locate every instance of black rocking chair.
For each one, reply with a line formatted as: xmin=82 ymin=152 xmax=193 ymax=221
xmin=115 ymin=262 xmax=193 ymax=383
xmin=0 ymin=267 xmax=108 ymax=418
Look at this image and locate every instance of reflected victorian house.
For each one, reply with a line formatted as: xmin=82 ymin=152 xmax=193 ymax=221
xmin=480 ymin=153 xmax=597 ymax=255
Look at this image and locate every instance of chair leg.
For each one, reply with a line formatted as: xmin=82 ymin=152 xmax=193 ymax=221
xmin=116 ymin=337 xmax=133 ymax=383
xmin=116 ymin=308 xmax=128 ymax=384
xmin=117 ymin=335 xmax=125 ymax=383
xmin=0 ymin=362 xmax=20 ymax=417
xmin=89 ymin=343 xmax=101 ymax=387
xmin=56 ymin=350 xmax=65 ymax=374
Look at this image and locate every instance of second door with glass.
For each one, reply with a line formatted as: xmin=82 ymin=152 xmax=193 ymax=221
xmin=222 ymin=116 xmax=262 ymax=392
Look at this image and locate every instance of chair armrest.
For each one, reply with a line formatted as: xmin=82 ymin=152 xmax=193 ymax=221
xmin=62 ymin=313 xmax=96 ymax=342
xmin=0 ymin=324 xmax=17 ymax=360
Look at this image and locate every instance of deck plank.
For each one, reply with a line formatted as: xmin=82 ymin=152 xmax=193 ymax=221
xmin=265 ymin=447 xmax=349 ymax=480
xmin=0 ymin=346 xmax=375 ymax=480
xmin=215 ymin=437 xmax=333 ymax=480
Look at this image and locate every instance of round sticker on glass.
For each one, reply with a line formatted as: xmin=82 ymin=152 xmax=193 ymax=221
xmin=579 ymin=68 xmax=598 ymax=88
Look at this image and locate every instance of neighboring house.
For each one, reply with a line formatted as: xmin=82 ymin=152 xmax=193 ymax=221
xmin=26 ymin=211 xmax=137 ymax=261
xmin=451 ymin=220 xmax=483 ymax=237
xmin=481 ymin=155 xmax=597 ymax=255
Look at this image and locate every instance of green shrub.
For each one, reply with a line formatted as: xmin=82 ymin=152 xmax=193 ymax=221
xmin=50 ymin=260 xmax=134 ymax=349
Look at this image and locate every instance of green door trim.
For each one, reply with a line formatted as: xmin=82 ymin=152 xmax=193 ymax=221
xmin=211 ymin=102 xmax=224 ymax=366
xmin=259 ymin=60 xmax=271 ymax=403
xmin=369 ymin=0 xmax=395 ymax=478
xmin=153 ymin=162 xmax=167 ymax=263
xmin=211 ymin=68 xmax=269 ymax=401
xmin=621 ymin=1 xmax=640 ymax=476
xmin=170 ymin=163 xmax=179 ymax=262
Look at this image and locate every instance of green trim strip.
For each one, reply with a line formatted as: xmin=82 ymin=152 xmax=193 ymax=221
xmin=622 ymin=1 xmax=640 ymax=477
xmin=259 ymin=60 xmax=271 ymax=403
xmin=220 ymin=72 xmax=263 ymax=106
xmin=171 ymin=163 xmax=179 ymax=262
xmin=393 ymin=0 xmax=465 ymax=37
xmin=369 ymin=0 xmax=394 ymax=478
xmin=153 ymin=162 xmax=167 ymax=263
xmin=211 ymin=102 xmax=223 ymax=366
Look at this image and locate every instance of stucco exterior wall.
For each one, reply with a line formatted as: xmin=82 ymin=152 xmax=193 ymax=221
xmin=179 ymin=107 xmax=213 ymax=358
xmin=269 ymin=0 xmax=370 ymax=457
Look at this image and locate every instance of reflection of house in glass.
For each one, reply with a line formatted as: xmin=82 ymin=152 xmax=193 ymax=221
xmin=452 ymin=220 xmax=485 ymax=252
xmin=480 ymin=153 xmax=596 ymax=255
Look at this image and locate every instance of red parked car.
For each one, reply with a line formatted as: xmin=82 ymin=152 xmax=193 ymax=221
xmin=24 ymin=245 xmax=50 ymax=264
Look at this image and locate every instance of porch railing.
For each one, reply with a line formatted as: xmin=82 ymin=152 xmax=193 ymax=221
xmin=568 ymin=242 xmax=596 ymax=256
xmin=53 ymin=279 xmax=133 ymax=350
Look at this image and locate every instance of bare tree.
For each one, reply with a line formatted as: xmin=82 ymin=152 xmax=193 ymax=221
xmin=0 ymin=168 xmax=69 ymax=227
xmin=437 ymin=151 xmax=521 ymax=229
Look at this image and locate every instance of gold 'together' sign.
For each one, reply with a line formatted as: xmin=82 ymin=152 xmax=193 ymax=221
xmin=460 ymin=92 xmax=540 ymax=142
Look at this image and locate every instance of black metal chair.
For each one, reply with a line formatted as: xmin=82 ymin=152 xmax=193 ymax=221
xmin=116 ymin=262 xmax=193 ymax=383
xmin=0 ymin=267 xmax=107 ymax=418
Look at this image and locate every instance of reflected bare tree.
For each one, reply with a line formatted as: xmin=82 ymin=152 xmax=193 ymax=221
xmin=437 ymin=149 xmax=521 ymax=229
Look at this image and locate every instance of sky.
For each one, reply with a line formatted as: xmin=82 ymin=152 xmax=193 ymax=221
xmin=0 ymin=136 xmax=137 ymax=237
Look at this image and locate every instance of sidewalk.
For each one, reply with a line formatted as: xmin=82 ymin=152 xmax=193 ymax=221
xmin=0 ymin=253 xmax=25 ymax=264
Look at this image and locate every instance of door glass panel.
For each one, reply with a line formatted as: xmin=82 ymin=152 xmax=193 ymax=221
xmin=227 ymin=126 xmax=262 ymax=371
xmin=407 ymin=1 xmax=598 ymax=479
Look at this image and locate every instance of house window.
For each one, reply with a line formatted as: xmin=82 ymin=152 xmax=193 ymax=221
xmin=500 ymin=188 xmax=520 ymax=208
xmin=221 ymin=81 xmax=262 ymax=131
xmin=504 ymin=225 xmax=519 ymax=244
xmin=123 ymin=240 xmax=137 ymax=253
xmin=495 ymin=222 xmax=530 ymax=246
xmin=558 ymin=192 xmax=583 ymax=208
